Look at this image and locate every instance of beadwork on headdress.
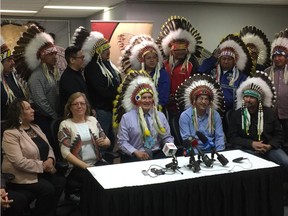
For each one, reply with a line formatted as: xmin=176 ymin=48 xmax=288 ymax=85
xmin=113 ymin=69 xmax=166 ymax=139
xmin=236 ymin=71 xmax=276 ymax=139
xmin=13 ymin=25 xmax=58 ymax=81
xmin=175 ymin=73 xmax=225 ymax=133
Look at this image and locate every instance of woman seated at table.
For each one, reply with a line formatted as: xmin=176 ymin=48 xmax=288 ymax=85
xmin=1 ymin=98 xmax=66 ymax=216
xmin=58 ymin=92 xmax=110 ymax=200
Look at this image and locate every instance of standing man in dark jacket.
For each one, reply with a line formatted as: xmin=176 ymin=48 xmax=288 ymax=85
xmin=59 ymin=46 xmax=88 ymax=115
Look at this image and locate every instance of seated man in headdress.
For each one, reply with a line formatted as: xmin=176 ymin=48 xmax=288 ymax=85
xmin=115 ymin=70 xmax=174 ymax=163
xmin=177 ymin=74 xmax=226 ymax=152
xmin=227 ymin=71 xmax=288 ymax=171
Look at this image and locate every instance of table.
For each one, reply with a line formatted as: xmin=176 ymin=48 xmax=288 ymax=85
xmin=82 ymin=149 xmax=283 ymax=216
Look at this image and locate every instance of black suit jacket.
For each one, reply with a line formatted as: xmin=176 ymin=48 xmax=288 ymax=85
xmin=227 ymin=107 xmax=283 ymax=150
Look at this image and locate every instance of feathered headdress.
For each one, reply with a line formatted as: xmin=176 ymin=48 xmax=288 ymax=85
xmin=271 ymin=28 xmax=288 ymax=57
xmin=218 ymin=34 xmax=252 ymax=75
xmin=240 ymin=26 xmax=271 ymax=68
xmin=72 ymin=26 xmax=120 ymax=85
xmin=1 ymin=35 xmax=28 ymax=104
xmin=268 ymin=28 xmax=288 ymax=84
xmin=119 ymin=34 xmax=163 ymax=89
xmin=236 ymin=71 xmax=276 ymax=110
xmin=71 ymin=26 xmax=110 ymax=67
xmin=236 ymin=71 xmax=276 ymax=139
xmin=1 ymin=21 xmax=27 ymax=52
xmin=175 ymin=73 xmax=225 ymax=114
xmin=156 ymin=15 xmax=203 ymax=58
xmin=113 ymin=69 xmax=166 ymax=142
xmin=175 ymin=73 xmax=225 ymax=133
xmin=13 ymin=25 xmax=57 ymax=81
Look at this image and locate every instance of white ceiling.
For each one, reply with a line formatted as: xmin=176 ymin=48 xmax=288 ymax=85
xmin=1 ymin=0 xmax=288 ymax=18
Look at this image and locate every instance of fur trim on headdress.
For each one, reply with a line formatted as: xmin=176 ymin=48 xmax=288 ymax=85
xmin=13 ymin=25 xmax=57 ymax=81
xmin=218 ymin=34 xmax=252 ymax=75
xmin=130 ymin=39 xmax=163 ymax=70
xmin=175 ymin=73 xmax=225 ymax=117
xmin=24 ymin=32 xmax=55 ymax=70
xmin=161 ymin=29 xmax=197 ymax=56
xmin=113 ymin=70 xmax=159 ymax=127
xmin=120 ymin=34 xmax=162 ymax=73
xmin=156 ymin=15 xmax=203 ymax=58
xmin=236 ymin=71 xmax=275 ymax=139
xmin=119 ymin=34 xmax=164 ymax=89
xmin=240 ymin=26 xmax=271 ymax=66
xmin=235 ymin=71 xmax=276 ymax=109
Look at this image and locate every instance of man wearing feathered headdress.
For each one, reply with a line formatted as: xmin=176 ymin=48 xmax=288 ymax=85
xmin=227 ymin=71 xmax=288 ymax=171
xmin=72 ymin=26 xmax=121 ymax=156
xmin=13 ymin=25 xmax=60 ymax=157
xmin=198 ymin=34 xmax=252 ymax=114
xmin=114 ymin=70 xmax=174 ymax=163
xmin=177 ymin=74 xmax=225 ymax=152
xmin=156 ymin=16 xmax=203 ymax=119
xmin=1 ymin=36 xmax=27 ymax=120
xmin=240 ymin=26 xmax=271 ymax=76
xmin=264 ymin=28 xmax=288 ymax=147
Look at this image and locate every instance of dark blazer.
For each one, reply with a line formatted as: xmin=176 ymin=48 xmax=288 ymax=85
xmin=227 ymin=107 xmax=283 ymax=150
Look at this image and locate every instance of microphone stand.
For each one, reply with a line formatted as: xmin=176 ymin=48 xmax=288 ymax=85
xmin=187 ymin=155 xmax=201 ymax=173
xmin=211 ymin=147 xmax=229 ymax=166
xmin=165 ymin=155 xmax=183 ymax=174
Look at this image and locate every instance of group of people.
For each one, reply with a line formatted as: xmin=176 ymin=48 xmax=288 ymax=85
xmin=1 ymin=16 xmax=288 ymax=216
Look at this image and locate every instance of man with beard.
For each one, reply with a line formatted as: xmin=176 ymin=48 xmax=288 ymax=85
xmin=227 ymin=72 xmax=288 ymax=170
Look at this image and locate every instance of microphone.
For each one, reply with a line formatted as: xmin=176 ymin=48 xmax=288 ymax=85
xmin=182 ymin=137 xmax=201 ymax=173
xmin=196 ymin=131 xmax=229 ymax=166
xmin=189 ymin=136 xmax=213 ymax=167
xmin=162 ymin=143 xmax=177 ymax=157
xmin=162 ymin=143 xmax=183 ymax=174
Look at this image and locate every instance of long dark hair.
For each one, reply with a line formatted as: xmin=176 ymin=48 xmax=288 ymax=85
xmin=4 ymin=98 xmax=28 ymax=130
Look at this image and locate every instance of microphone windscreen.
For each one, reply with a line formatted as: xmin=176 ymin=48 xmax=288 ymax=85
xmin=191 ymin=138 xmax=198 ymax=148
xmin=196 ymin=131 xmax=208 ymax=143
xmin=182 ymin=137 xmax=193 ymax=148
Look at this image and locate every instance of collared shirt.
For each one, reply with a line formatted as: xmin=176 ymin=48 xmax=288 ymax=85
xmin=179 ymin=107 xmax=225 ymax=152
xmin=117 ymin=108 xmax=174 ymax=156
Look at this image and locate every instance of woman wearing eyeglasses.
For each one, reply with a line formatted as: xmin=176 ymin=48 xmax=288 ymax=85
xmin=58 ymin=92 xmax=110 ymax=201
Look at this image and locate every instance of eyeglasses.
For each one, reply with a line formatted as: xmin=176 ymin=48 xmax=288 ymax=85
xmin=71 ymin=102 xmax=86 ymax=107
